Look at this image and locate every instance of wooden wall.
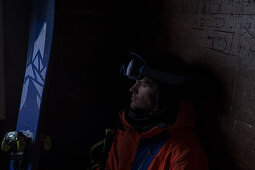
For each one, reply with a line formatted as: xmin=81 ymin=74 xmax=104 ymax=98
xmin=153 ymin=0 xmax=255 ymax=169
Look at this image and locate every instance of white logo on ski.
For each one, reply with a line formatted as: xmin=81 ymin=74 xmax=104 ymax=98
xmin=19 ymin=22 xmax=47 ymax=111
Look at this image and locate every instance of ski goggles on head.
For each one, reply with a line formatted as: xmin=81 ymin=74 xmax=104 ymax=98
xmin=120 ymin=52 xmax=146 ymax=80
xmin=120 ymin=52 xmax=191 ymax=86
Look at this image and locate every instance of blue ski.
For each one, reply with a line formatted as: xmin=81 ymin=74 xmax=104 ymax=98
xmin=9 ymin=0 xmax=55 ymax=169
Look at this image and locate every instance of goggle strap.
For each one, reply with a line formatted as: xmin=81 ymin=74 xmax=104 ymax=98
xmin=144 ymin=67 xmax=191 ymax=85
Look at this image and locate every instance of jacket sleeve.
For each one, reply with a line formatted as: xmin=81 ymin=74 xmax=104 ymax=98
xmin=170 ymin=148 xmax=208 ymax=170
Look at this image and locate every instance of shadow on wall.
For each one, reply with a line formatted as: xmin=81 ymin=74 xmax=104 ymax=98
xmin=190 ymin=64 xmax=237 ymax=170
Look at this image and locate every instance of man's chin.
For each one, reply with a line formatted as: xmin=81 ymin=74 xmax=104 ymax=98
xmin=130 ymin=104 xmax=136 ymax=110
xmin=130 ymin=103 xmax=139 ymax=111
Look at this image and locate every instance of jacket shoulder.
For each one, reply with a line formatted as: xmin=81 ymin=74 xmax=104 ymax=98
xmin=159 ymin=129 xmax=208 ymax=170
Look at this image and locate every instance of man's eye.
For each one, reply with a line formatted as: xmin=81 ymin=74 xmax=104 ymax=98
xmin=140 ymin=81 xmax=146 ymax=86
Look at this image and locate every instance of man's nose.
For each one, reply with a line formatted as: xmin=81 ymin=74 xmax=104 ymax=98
xmin=130 ymin=81 xmax=139 ymax=93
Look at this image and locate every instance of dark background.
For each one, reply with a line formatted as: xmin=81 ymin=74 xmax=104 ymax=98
xmin=0 ymin=0 xmax=162 ymax=169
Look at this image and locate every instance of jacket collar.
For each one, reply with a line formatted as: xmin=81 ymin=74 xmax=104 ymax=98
xmin=119 ymin=99 xmax=196 ymax=138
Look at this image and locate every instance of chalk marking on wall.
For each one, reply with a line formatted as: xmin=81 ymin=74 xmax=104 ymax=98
xmin=229 ymin=66 xmax=239 ymax=116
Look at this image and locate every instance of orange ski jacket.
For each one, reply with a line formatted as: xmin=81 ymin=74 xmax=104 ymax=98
xmin=105 ymin=99 xmax=208 ymax=170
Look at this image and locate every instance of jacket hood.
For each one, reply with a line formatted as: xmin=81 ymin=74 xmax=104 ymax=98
xmin=120 ymin=99 xmax=196 ymax=138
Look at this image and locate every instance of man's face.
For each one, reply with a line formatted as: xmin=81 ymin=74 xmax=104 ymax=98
xmin=129 ymin=77 xmax=158 ymax=112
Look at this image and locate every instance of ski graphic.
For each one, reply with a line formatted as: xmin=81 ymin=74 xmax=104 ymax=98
xmin=10 ymin=0 xmax=55 ymax=169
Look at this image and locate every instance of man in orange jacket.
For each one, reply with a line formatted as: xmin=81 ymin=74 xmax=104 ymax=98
xmin=90 ymin=50 xmax=208 ymax=170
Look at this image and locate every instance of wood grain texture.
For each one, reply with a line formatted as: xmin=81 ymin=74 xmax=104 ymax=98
xmin=154 ymin=0 xmax=255 ymax=169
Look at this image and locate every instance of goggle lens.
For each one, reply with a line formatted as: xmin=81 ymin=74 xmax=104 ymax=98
xmin=121 ymin=52 xmax=146 ymax=80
